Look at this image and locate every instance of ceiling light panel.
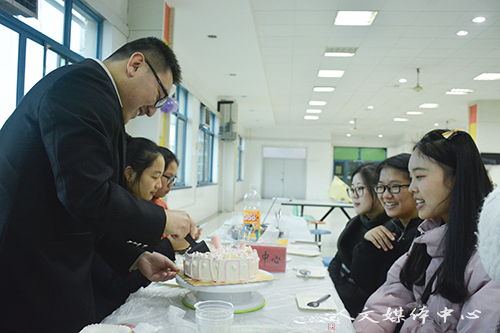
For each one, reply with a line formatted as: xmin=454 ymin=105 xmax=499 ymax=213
xmin=309 ymin=101 xmax=327 ymax=106
xmin=324 ymin=47 xmax=357 ymax=57
xmin=318 ymin=70 xmax=345 ymax=77
xmin=406 ymin=111 xmax=423 ymax=115
xmin=334 ymin=11 xmax=378 ymax=26
xmin=313 ymin=86 xmax=335 ymax=92
xmin=474 ymin=73 xmax=500 ymax=80
xmin=306 ymin=109 xmax=322 ymax=113
xmin=419 ymin=103 xmax=439 ymax=109
xmin=445 ymin=88 xmax=474 ymax=95
xmin=304 ymin=115 xmax=319 ymax=120
xmin=393 ymin=118 xmax=409 ymax=122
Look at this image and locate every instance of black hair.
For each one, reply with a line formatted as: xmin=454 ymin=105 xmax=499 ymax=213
xmin=126 ymin=137 xmax=163 ymax=187
xmin=351 ymin=162 xmax=380 ymax=212
xmin=106 ymin=37 xmax=182 ymax=84
xmin=400 ymin=129 xmax=492 ymax=303
xmin=376 ymin=153 xmax=411 ymax=180
xmin=158 ymin=146 xmax=179 ymax=171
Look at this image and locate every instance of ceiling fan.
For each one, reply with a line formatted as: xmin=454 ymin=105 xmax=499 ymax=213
xmin=412 ymin=68 xmax=424 ymax=93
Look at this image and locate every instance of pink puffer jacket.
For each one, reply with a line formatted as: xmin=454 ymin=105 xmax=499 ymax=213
xmin=353 ymin=218 xmax=500 ymax=332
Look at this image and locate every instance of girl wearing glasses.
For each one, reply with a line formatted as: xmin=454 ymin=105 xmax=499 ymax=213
xmin=349 ymin=154 xmax=421 ymax=316
xmin=354 ymin=129 xmax=500 ymax=332
xmin=153 ymin=146 xmax=202 ymax=253
xmin=328 ymin=162 xmax=390 ymax=317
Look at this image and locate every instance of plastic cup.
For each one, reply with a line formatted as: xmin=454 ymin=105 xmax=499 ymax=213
xmin=195 ymin=300 xmax=234 ymax=333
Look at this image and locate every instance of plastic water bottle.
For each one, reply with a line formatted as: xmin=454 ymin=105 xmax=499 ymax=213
xmin=243 ymin=184 xmax=261 ymax=241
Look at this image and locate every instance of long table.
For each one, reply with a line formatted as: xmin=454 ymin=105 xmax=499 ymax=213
xmin=102 ymin=215 xmax=355 ymax=332
xmin=281 ymin=199 xmax=354 ymax=222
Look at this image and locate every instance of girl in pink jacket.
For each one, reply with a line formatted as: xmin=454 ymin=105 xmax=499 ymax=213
xmin=353 ymin=129 xmax=500 ymax=332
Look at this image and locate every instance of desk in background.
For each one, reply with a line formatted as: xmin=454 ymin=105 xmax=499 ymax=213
xmin=281 ymin=199 xmax=354 ymax=222
xmin=102 ymin=215 xmax=355 ymax=332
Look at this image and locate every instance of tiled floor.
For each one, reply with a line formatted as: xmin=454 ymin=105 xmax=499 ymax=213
xmin=198 ymin=198 xmax=354 ymax=259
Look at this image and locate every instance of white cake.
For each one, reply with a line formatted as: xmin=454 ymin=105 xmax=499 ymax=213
xmin=183 ymin=243 xmax=260 ymax=283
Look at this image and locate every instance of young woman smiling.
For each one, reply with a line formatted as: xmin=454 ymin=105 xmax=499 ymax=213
xmin=349 ymin=154 xmax=421 ymax=314
xmin=354 ymin=129 xmax=500 ymax=332
xmin=328 ymin=162 xmax=390 ymax=317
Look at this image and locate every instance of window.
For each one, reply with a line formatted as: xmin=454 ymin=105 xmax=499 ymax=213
xmin=197 ymin=104 xmax=214 ymax=185
xmin=0 ymin=0 xmax=102 ymax=128
xmin=333 ymin=147 xmax=386 ymax=184
xmin=169 ymin=85 xmax=187 ymax=186
xmin=237 ymin=135 xmax=244 ymax=181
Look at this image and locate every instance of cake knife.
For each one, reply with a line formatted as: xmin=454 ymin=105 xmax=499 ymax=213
xmin=185 ymin=234 xmax=211 ymax=254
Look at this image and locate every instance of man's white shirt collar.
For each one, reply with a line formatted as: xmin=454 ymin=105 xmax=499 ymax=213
xmin=91 ymin=58 xmax=123 ymax=107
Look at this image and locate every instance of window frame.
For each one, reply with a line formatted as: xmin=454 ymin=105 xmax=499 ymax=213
xmin=197 ymin=105 xmax=215 ymax=186
xmin=169 ymin=85 xmax=188 ymax=187
xmin=0 ymin=0 xmax=102 ymax=106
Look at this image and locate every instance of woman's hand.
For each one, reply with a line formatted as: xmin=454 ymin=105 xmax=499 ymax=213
xmin=364 ymin=225 xmax=395 ymax=251
xmin=137 ymin=251 xmax=179 ymax=281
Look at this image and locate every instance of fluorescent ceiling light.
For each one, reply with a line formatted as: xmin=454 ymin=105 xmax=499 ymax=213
xmin=378 ymin=134 xmax=383 ymax=138
xmin=472 ymin=17 xmax=486 ymax=23
xmin=346 ymin=133 xmax=351 ymax=137
xmin=419 ymin=103 xmax=439 ymax=109
xmin=445 ymin=88 xmax=474 ymax=95
xmin=309 ymin=101 xmax=327 ymax=106
xmin=334 ymin=11 xmax=378 ymax=26
xmin=393 ymin=118 xmax=409 ymax=122
xmin=366 ymin=105 xmax=374 ymax=110
xmin=349 ymin=120 xmax=355 ymax=124
xmin=318 ymin=70 xmax=345 ymax=78
xmin=324 ymin=52 xmax=355 ymax=57
xmin=474 ymin=73 xmax=500 ymax=80
xmin=306 ymin=109 xmax=322 ymax=114
xmin=304 ymin=115 xmax=319 ymax=120
xmin=313 ymin=86 xmax=335 ymax=92
xmin=457 ymin=30 xmax=469 ymax=36
xmin=324 ymin=47 xmax=357 ymax=57
xmin=406 ymin=111 xmax=423 ymax=115
xmin=399 ymin=78 xmax=407 ymax=83
xmin=434 ymin=123 xmax=439 ymax=126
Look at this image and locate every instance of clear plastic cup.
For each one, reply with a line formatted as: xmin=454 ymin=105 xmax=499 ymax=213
xmin=195 ymin=300 xmax=234 ymax=333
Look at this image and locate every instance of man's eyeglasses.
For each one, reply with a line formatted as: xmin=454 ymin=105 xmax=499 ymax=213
xmin=144 ymin=59 xmax=176 ymax=108
xmin=347 ymin=186 xmax=365 ymax=198
xmin=374 ymin=184 xmax=410 ymax=195
xmin=162 ymin=175 xmax=177 ymax=186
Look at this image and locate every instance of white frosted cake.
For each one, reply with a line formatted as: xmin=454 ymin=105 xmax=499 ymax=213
xmin=183 ymin=238 xmax=260 ymax=283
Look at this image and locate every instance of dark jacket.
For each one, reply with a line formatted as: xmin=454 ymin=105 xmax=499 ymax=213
xmin=0 ymin=59 xmax=165 ymax=332
xmin=92 ymin=237 xmax=175 ymax=321
xmin=350 ymin=217 xmax=422 ymax=296
xmin=328 ymin=212 xmax=390 ymax=318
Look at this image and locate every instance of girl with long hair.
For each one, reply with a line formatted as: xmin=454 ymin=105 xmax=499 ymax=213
xmin=354 ymin=129 xmax=500 ymax=332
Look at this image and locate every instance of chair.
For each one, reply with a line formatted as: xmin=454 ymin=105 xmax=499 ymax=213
xmin=323 ymin=256 xmax=333 ymax=267
xmin=309 ymin=229 xmax=331 ymax=248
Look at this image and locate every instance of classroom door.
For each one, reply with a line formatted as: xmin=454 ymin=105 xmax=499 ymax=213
xmin=262 ymin=158 xmax=306 ymax=199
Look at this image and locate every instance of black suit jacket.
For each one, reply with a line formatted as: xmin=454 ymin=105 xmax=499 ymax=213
xmin=0 ymin=59 xmax=165 ymax=332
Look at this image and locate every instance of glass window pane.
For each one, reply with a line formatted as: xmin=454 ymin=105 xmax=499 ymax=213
xmin=71 ymin=4 xmax=98 ymax=58
xmin=45 ymin=48 xmax=66 ymax=75
xmin=24 ymin=39 xmax=44 ymax=94
xmin=176 ymin=118 xmax=186 ymax=185
xmin=169 ymin=115 xmax=177 ymax=153
xmin=17 ymin=0 xmax=65 ymax=44
xmin=0 ymin=24 xmax=19 ymax=129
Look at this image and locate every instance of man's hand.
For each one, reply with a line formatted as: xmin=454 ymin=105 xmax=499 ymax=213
xmin=164 ymin=210 xmax=196 ymax=240
xmin=137 ymin=251 xmax=179 ymax=282
xmin=364 ymin=225 xmax=395 ymax=251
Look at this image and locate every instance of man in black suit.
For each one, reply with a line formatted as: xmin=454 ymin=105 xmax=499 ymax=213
xmin=0 ymin=37 xmax=196 ymax=332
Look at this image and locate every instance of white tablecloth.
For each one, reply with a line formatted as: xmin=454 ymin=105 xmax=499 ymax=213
xmin=102 ymin=215 xmax=355 ymax=333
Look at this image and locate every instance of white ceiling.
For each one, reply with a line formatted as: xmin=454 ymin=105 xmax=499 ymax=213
xmin=166 ymin=0 xmax=500 ymax=144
